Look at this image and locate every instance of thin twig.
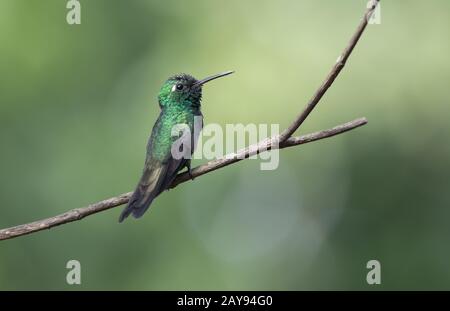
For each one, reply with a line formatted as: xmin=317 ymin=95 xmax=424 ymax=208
xmin=170 ymin=118 xmax=367 ymax=188
xmin=278 ymin=0 xmax=379 ymax=142
xmin=0 ymin=0 xmax=379 ymax=241
xmin=0 ymin=118 xmax=367 ymax=241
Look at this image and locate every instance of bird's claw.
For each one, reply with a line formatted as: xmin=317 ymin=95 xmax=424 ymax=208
xmin=187 ymin=162 xmax=195 ymax=181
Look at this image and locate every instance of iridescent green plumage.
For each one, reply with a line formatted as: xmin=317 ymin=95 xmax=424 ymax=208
xmin=119 ymin=71 xmax=233 ymax=222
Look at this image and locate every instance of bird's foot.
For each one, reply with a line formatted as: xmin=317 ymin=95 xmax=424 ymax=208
xmin=187 ymin=162 xmax=195 ymax=181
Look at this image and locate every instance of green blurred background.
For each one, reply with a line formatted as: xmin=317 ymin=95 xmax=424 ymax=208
xmin=0 ymin=0 xmax=449 ymax=290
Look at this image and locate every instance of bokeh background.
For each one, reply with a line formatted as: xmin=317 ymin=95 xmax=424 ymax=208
xmin=1 ymin=0 xmax=449 ymax=290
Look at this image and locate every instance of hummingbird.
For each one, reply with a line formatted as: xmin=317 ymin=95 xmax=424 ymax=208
xmin=119 ymin=71 xmax=234 ymax=222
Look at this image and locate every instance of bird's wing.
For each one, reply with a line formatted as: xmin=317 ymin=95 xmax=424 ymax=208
xmin=118 ymin=129 xmax=189 ymax=222
xmin=118 ymin=157 xmax=171 ymax=222
xmin=119 ymin=113 xmax=201 ymax=222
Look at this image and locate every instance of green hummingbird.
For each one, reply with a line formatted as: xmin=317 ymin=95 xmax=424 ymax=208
xmin=119 ymin=71 xmax=234 ymax=222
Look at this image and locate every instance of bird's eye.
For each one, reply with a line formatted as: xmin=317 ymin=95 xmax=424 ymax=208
xmin=176 ymin=83 xmax=184 ymax=91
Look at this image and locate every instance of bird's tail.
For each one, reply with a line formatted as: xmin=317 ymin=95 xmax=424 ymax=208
xmin=119 ymin=163 xmax=166 ymax=222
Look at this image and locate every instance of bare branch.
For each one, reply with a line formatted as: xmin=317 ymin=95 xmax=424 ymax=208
xmin=0 ymin=0 xmax=379 ymax=241
xmin=278 ymin=0 xmax=379 ymax=142
xmin=170 ymin=117 xmax=367 ymax=188
xmin=0 ymin=118 xmax=367 ymax=241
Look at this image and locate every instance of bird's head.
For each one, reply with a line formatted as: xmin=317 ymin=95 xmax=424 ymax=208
xmin=157 ymin=71 xmax=233 ymax=110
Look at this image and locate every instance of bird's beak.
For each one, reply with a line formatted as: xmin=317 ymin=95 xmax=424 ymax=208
xmin=193 ymin=70 xmax=234 ymax=87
